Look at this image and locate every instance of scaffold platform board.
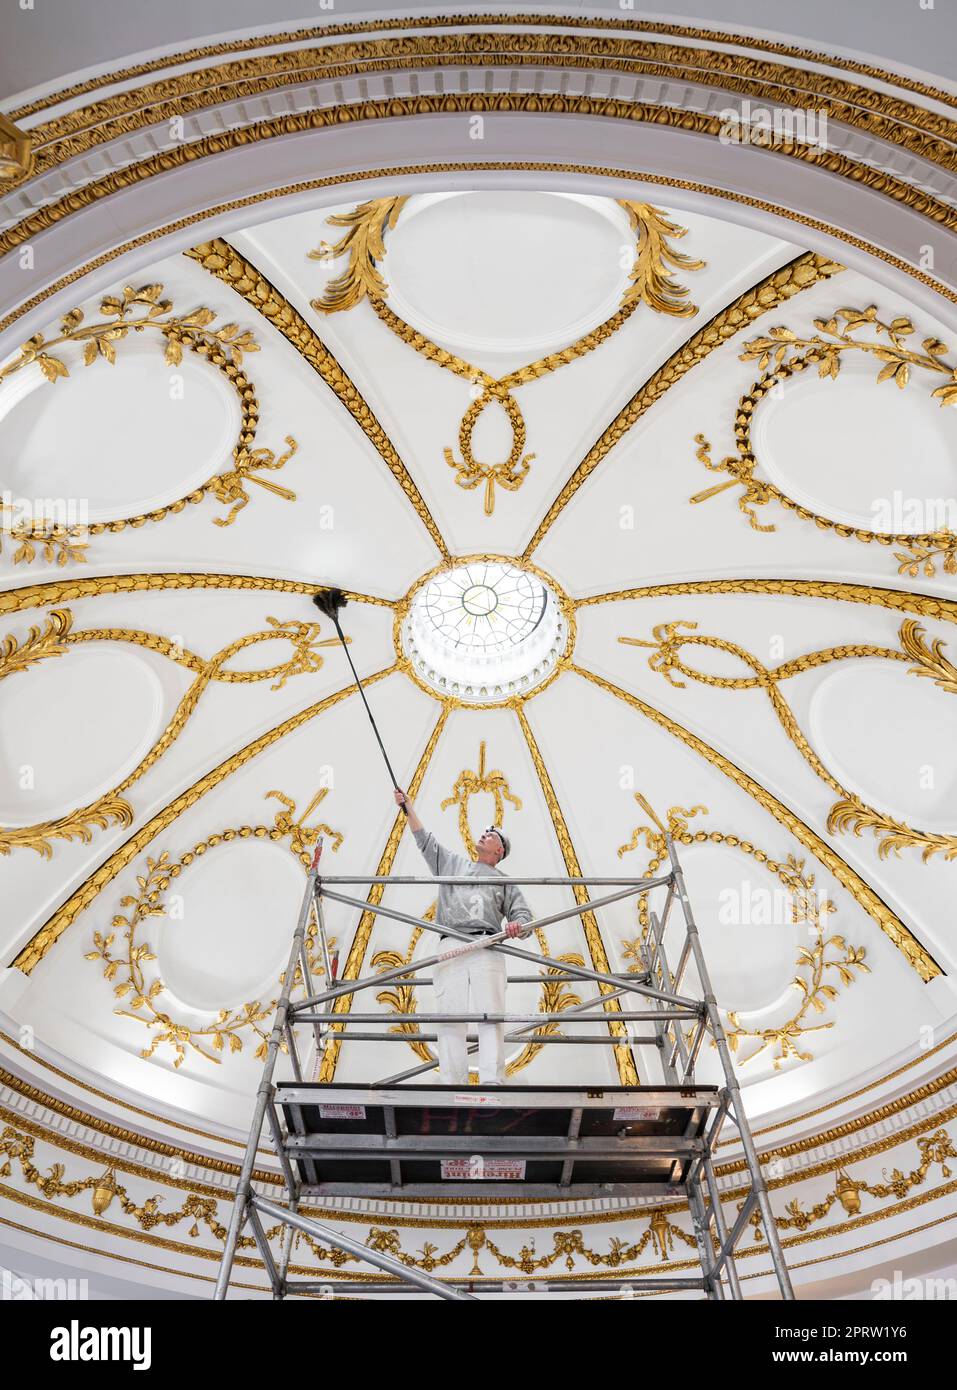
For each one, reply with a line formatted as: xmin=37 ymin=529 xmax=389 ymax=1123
xmin=275 ymin=1082 xmax=722 ymax=1199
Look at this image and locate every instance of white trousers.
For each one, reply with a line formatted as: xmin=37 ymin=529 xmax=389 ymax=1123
xmin=433 ymin=935 xmax=507 ymax=1084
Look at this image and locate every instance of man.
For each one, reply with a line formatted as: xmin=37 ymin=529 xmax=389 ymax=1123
xmin=394 ymin=788 xmax=534 ymax=1085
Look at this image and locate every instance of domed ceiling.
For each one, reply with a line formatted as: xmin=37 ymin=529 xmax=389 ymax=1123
xmin=1 ymin=186 xmax=954 ymax=1154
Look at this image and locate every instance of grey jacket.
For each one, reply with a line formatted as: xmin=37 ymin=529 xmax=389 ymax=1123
xmin=412 ymin=827 xmax=533 ymax=935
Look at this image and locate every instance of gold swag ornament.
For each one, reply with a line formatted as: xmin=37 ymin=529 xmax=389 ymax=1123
xmin=0 ymin=608 xmax=338 ymax=858
xmin=309 ymin=196 xmax=704 ymax=514
xmin=618 ymin=796 xmax=869 ymax=1071
xmin=621 ymin=619 xmax=957 ymax=863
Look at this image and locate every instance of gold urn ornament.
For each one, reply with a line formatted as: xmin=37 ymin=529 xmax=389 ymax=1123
xmin=92 ymin=1169 xmax=119 ymax=1216
xmin=835 ymin=1170 xmax=863 ymax=1216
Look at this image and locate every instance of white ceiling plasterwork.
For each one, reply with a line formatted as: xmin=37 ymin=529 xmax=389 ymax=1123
xmin=0 ymin=116 xmax=955 ymax=1292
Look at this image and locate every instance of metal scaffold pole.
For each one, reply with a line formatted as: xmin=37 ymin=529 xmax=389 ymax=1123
xmin=212 ymin=838 xmax=794 ymax=1302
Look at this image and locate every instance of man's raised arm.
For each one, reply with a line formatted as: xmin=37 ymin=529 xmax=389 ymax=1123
xmin=394 ymin=788 xmax=454 ymax=876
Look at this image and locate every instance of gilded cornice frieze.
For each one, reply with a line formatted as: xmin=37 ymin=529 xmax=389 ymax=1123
xmin=15 ymin=37 xmax=957 ymax=171
xmin=3 ymin=1116 xmax=956 ymax=1281
xmin=570 ymin=663 xmax=939 ymax=981
xmin=691 ymin=307 xmax=957 ymax=577
xmin=8 ymin=15 xmax=953 ymax=126
xmin=523 ymin=251 xmax=843 ymax=558
xmin=622 ymin=619 xmax=957 ymax=863
xmin=5 ymin=32 xmax=955 ymax=206
xmin=0 ymin=608 xmax=339 ymax=858
xmin=1 ymin=93 xmax=954 ymax=262
xmin=12 ymin=665 xmax=398 ymax=973
xmin=185 ymin=239 xmax=450 ymax=561
xmin=4 ymin=1065 xmax=957 ymax=1229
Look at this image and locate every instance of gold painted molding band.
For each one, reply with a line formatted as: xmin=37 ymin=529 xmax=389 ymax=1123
xmin=578 ymin=579 xmax=957 ymax=626
xmin=523 ymin=251 xmax=843 ymax=558
xmin=515 ymin=704 xmax=639 ymax=1085
xmin=19 ymin=34 xmax=955 ymax=192
xmin=1 ymin=92 xmax=954 ymax=261
xmin=9 ymin=13 xmax=954 ymax=126
xmin=1 ymin=162 xmax=953 ymax=351
xmin=2 ymin=1113 xmax=955 ymax=1270
xmin=569 ymin=663 xmax=939 ymax=981
xmin=4 ymin=1050 xmax=957 ymax=1229
xmin=12 ymin=666 xmax=398 ymax=973
xmin=186 ymin=239 xmax=450 ymax=562
xmin=0 ymin=572 xmax=392 ymax=619
xmin=7 ymin=1006 xmax=955 ymax=1162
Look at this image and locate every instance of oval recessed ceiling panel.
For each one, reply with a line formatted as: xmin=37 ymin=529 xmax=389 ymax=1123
xmin=0 ymin=646 xmax=163 ymax=823
xmin=384 ymin=191 xmax=633 ymax=354
xmin=0 ymin=338 xmax=241 ymax=523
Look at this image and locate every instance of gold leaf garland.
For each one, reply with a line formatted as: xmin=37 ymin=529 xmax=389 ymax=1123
xmin=187 ymin=238 xmax=450 ymax=560
xmin=618 ymin=797 xmax=869 ymax=1069
xmin=440 ymin=741 xmax=523 ymax=858
xmin=621 ymin=620 xmax=957 ymax=863
xmin=0 ymin=284 xmax=299 ymax=565
xmin=690 ymin=307 xmax=957 ymax=576
xmin=88 ymin=791 xmax=342 ymax=1068
xmin=524 ymin=251 xmax=843 ymax=556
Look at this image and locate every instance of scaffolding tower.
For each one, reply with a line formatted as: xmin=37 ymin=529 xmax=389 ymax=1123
xmin=213 ymin=836 xmax=794 ymax=1301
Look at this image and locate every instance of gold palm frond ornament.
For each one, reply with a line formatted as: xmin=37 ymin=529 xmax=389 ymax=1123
xmin=619 ymin=202 xmax=706 ymax=315
xmin=309 ymin=196 xmax=706 ymax=513
xmin=690 ymin=306 xmax=957 ymax=576
xmin=308 ymin=196 xmax=408 ymax=312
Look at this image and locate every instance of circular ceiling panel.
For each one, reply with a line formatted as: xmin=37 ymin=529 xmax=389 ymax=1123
xmin=401 ymin=560 xmax=569 ymax=704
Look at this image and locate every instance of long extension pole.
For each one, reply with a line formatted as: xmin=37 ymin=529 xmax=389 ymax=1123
xmin=314 ymin=587 xmax=406 ymax=812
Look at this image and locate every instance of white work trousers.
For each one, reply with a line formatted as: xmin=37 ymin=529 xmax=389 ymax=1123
xmin=433 ymin=935 xmax=507 ymax=1084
